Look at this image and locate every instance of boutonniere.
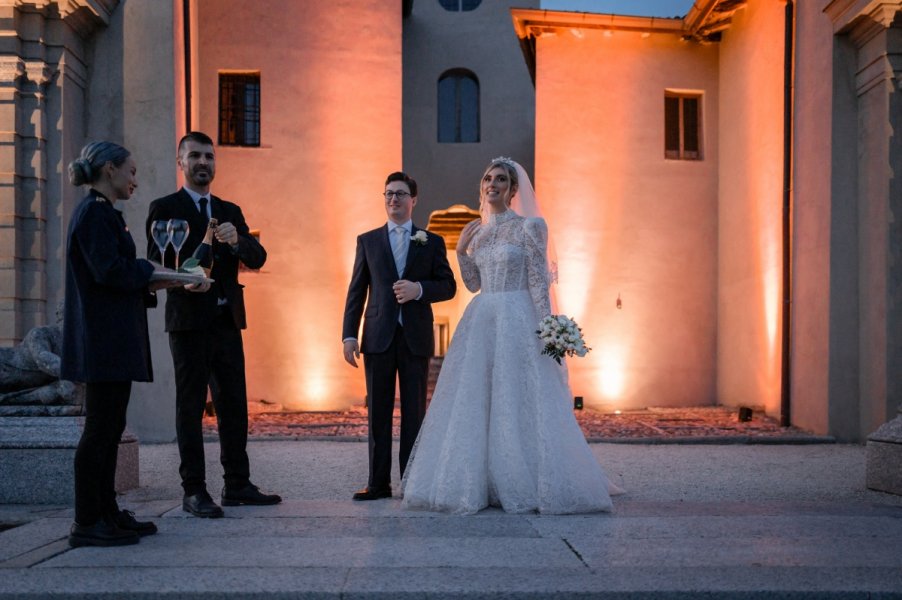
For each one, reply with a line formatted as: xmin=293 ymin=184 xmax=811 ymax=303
xmin=411 ymin=230 xmax=428 ymax=246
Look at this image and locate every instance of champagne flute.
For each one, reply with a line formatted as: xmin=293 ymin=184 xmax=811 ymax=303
xmin=167 ymin=219 xmax=190 ymax=270
xmin=150 ymin=220 xmax=171 ymax=267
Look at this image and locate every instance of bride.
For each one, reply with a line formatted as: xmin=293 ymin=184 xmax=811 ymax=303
xmin=401 ymin=157 xmax=623 ymax=515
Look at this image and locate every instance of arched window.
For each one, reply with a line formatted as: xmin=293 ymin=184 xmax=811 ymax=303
xmin=438 ymin=69 xmax=479 ymax=143
xmin=438 ymin=0 xmax=481 ymax=11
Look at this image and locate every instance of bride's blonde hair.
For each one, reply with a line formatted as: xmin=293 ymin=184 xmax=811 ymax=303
xmin=479 ymin=157 xmax=519 ymax=221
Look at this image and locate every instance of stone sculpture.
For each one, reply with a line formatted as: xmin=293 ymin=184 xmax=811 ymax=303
xmin=0 ymin=305 xmax=82 ymax=415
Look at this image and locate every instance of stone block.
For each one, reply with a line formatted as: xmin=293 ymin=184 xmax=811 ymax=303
xmin=0 ymin=416 xmax=138 ymax=504
xmin=866 ymin=441 xmax=902 ymax=495
xmin=866 ymin=413 xmax=902 ymax=495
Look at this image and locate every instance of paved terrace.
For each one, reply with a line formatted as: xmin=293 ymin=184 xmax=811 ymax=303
xmin=1 ymin=438 xmax=901 ymax=598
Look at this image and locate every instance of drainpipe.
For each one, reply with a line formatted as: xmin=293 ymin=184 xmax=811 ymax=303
xmin=780 ymin=0 xmax=794 ymax=427
xmin=183 ymin=0 xmax=192 ymax=132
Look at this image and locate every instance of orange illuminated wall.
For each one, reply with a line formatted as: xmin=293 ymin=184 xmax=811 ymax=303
xmin=530 ymin=1 xmax=786 ymax=414
xmin=192 ymin=0 xmax=402 ymax=410
xmin=715 ymin=0 xmax=785 ymax=416
xmin=533 ymin=27 xmax=720 ymax=410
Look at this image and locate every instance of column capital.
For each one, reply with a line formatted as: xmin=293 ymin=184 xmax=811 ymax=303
xmin=825 ymin=0 xmax=902 ymax=46
xmin=0 ymin=1 xmax=120 ymax=36
xmin=0 ymin=56 xmax=25 ymax=83
xmin=23 ymin=59 xmax=55 ymax=88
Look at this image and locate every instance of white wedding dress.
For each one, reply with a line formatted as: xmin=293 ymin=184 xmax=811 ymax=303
xmin=401 ymin=209 xmax=620 ymax=515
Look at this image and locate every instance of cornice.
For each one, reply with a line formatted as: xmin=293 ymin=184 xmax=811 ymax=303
xmin=825 ymin=0 xmax=902 ymax=40
xmin=510 ymin=8 xmax=684 ymax=39
xmin=58 ymin=0 xmax=118 ymax=25
xmin=0 ymin=1 xmax=120 ymax=37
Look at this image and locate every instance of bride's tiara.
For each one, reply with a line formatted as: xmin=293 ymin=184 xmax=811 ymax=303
xmin=490 ymin=156 xmax=517 ymax=168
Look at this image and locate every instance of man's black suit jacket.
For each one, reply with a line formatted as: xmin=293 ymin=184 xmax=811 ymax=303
xmin=146 ymin=189 xmax=266 ymax=332
xmin=342 ymin=224 xmax=456 ymax=357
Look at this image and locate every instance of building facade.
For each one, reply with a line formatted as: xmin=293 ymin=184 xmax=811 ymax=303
xmin=513 ymin=0 xmax=902 ymax=440
xmin=1 ymin=0 xmax=899 ymax=442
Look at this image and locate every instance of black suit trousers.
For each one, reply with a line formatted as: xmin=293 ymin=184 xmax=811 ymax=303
xmin=363 ymin=324 xmax=428 ymax=489
xmin=169 ymin=313 xmax=250 ymax=495
xmin=74 ymin=381 xmax=130 ymax=525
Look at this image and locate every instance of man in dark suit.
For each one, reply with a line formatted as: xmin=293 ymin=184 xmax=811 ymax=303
xmin=146 ymin=131 xmax=280 ymax=518
xmin=342 ymin=172 xmax=456 ymax=500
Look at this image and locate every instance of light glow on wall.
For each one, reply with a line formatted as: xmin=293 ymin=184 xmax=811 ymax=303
xmin=597 ymin=344 xmax=628 ymax=399
xmin=535 ymin=24 xmax=720 ymax=409
xmin=196 ymin=0 xmax=401 ymax=411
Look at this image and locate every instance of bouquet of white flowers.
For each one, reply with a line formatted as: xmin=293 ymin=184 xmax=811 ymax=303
xmin=536 ymin=314 xmax=591 ymax=364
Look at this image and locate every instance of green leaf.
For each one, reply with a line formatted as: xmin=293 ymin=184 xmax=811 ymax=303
xmin=179 ymin=258 xmax=200 ymax=272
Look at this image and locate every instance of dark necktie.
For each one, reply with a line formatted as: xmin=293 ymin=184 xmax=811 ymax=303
xmin=198 ymin=197 xmax=209 ymax=224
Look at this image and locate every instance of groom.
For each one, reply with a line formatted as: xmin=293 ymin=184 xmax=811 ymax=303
xmin=342 ymin=171 xmax=456 ymax=500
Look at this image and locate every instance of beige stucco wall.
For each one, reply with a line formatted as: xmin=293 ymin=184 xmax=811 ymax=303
xmin=81 ymin=0 xmax=180 ymax=441
xmin=788 ymin=0 xmax=836 ymax=436
xmin=192 ymin=0 xmax=402 ymax=411
xmin=715 ymin=0 xmax=786 ymax=416
xmin=533 ymin=28 xmax=719 ymax=409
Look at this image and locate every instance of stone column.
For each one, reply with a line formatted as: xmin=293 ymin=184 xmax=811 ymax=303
xmin=0 ymin=0 xmax=117 ymax=347
xmin=826 ymin=0 xmax=902 ymax=492
xmin=857 ymin=11 xmax=902 ymax=496
xmin=0 ymin=46 xmax=46 ymax=346
xmin=866 ymin=8 xmax=902 ymax=495
xmin=0 ymin=0 xmax=137 ymax=503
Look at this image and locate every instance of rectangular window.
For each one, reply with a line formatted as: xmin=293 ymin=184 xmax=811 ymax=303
xmin=664 ymin=92 xmax=702 ymax=160
xmin=219 ymin=72 xmax=260 ymax=147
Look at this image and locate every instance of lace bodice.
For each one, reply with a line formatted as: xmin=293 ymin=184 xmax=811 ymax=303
xmin=458 ymin=210 xmax=551 ymax=319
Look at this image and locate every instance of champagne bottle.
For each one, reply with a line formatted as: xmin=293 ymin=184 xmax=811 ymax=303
xmin=191 ymin=218 xmax=218 ymax=277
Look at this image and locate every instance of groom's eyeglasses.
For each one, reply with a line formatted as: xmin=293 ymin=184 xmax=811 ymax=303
xmin=384 ymin=191 xmax=410 ymax=200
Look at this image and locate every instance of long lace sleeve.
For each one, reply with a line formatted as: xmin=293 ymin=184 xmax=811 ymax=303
xmin=457 ymin=249 xmax=481 ymax=293
xmin=523 ymin=217 xmax=551 ymax=319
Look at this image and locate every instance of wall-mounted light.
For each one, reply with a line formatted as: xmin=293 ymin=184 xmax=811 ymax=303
xmin=616 ymin=293 xmax=622 ymax=309
xmin=603 ymin=30 xmax=613 ymax=38
xmin=570 ymin=28 xmax=584 ymax=39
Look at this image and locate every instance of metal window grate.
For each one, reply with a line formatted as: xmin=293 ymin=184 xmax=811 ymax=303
xmin=219 ymin=73 xmax=260 ymax=147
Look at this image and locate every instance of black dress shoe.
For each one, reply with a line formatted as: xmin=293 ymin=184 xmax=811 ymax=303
xmin=109 ymin=509 xmax=157 ymax=536
xmin=68 ymin=519 xmax=139 ymax=547
xmin=221 ymin=483 xmax=282 ymax=506
xmin=183 ymin=491 xmax=224 ymax=518
xmin=352 ymin=486 xmax=392 ymax=501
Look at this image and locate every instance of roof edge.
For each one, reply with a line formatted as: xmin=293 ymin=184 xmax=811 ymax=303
xmin=510 ymin=8 xmax=684 ymax=38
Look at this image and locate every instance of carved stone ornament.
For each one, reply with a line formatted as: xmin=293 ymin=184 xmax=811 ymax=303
xmin=0 ymin=57 xmax=26 ymax=84
xmin=23 ymin=60 xmax=57 ymax=88
xmin=825 ymin=0 xmax=902 ymax=44
xmin=6 ymin=0 xmax=118 ymax=22
xmin=4 ymin=0 xmax=122 ymax=38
